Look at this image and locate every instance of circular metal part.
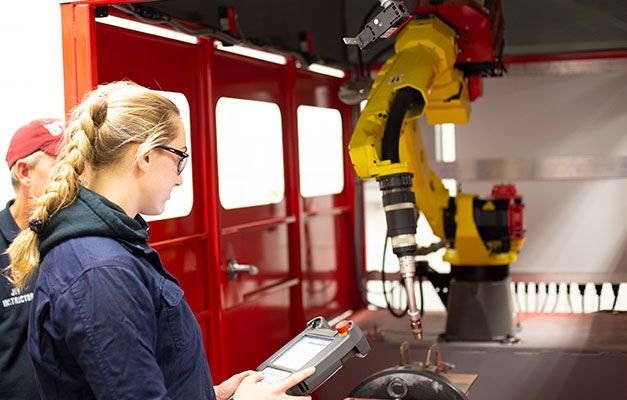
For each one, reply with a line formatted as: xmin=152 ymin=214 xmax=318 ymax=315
xmin=387 ymin=377 xmax=408 ymax=399
xmin=349 ymin=367 xmax=468 ymax=400
xmin=390 ymin=234 xmax=417 ymax=250
xmin=338 ymin=76 xmax=373 ymax=105
xmin=383 ymin=202 xmax=416 ymax=212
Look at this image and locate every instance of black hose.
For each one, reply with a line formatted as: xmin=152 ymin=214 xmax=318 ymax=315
xmin=417 ymin=272 xmax=424 ymax=317
xmin=382 ymin=234 xmax=408 ymax=318
xmin=611 ymin=284 xmax=620 ymax=312
xmin=551 ymin=283 xmax=561 ymax=313
xmin=381 ymin=88 xmax=425 ymax=163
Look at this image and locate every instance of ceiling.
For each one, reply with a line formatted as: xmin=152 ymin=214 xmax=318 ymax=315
xmin=141 ymin=0 xmax=627 ymax=67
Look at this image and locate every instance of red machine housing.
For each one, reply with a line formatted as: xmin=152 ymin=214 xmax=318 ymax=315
xmin=490 ymin=184 xmax=525 ymax=241
xmin=413 ymin=0 xmax=504 ymax=67
xmin=413 ymin=0 xmax=505 ymax=100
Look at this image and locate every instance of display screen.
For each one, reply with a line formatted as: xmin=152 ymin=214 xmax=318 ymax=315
xmin=272 ymin=335 xmax=333 ymax=370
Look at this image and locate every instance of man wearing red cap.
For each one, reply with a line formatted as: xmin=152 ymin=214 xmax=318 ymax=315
xmin=1 ymin=118 xmax=64 ymax=400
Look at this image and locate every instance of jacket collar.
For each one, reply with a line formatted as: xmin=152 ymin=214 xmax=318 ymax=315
xmin=0 ymin=200 xmax=20 ymax=244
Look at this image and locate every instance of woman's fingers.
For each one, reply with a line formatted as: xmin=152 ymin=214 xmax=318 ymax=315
xmin=276 ymin=367 xmax=316 ymax=392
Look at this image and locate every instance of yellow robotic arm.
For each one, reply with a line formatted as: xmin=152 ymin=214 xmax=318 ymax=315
xmin=350 ymin=16 xmax=465 ymax=238
xmin=349 ymin=12 xmax=525 ymax=341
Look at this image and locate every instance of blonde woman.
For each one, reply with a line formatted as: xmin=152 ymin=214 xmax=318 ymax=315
xmin=6 ymin=81 xmax=313 ymax=400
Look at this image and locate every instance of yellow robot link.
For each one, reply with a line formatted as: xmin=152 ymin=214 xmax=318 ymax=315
xmin=349 ymin=16 xmax=468 ymax=239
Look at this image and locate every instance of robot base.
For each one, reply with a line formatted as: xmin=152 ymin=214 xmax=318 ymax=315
xmin=444 ymin=265 xmax=517 ymax=341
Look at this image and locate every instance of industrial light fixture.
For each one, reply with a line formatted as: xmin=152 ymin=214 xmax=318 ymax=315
xmin=214 ymin=42 xmax=287 ymax=65
xmin=97 ymin=15 xmax=198 ymax=44
xmin=308 ymin=64 xmax=346 ymax=78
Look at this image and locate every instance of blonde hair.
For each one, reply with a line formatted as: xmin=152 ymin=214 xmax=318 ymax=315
xmin=5 ymin=81 xmax=180 ymax=289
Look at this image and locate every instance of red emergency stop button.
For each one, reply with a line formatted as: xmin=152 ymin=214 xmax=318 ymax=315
xmin=335 ymin=320 xmax=350 ymax=336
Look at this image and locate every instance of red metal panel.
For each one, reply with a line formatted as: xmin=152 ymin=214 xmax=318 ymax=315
xmin=223 ymin=290 xmax=292 ymax=378
xmin=220 ymin=224 xmax=292 ymax=309
xmin=201 ymin=39 xmax=229 ymax=382
xmin=294 ymin=68 xmax=355 ymax=213
xmin=211 ymin=51 xmax=289 ymax=228
xmin=283 ymin=60 xmax=306 ymax=332
xmin=293 ymin=68 xmax=362 ymax=320
xmin=210 ymin=48 xmax=298 ymax=377
xmin=95 ymin=23 xmax=204 ymax=242
xmin=303 ymin=213 xmax=350 ymax=320
xmin=61 ymin=4 xmax=98 ymax=113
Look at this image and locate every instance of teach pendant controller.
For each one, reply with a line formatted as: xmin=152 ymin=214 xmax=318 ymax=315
xmin=257 ymin=316 xmax=370 ymax=395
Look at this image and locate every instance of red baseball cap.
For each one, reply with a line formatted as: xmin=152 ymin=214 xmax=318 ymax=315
xmin=6 ymin=118 xmax=65 ymax=169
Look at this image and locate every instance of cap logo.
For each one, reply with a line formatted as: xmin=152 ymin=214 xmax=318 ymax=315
xmin=43 ymin=120 xmax=65 ymax=136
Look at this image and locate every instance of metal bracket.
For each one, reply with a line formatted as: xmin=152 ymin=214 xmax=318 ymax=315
xmin=343 ymin=0 xmax=410 ymax=50
xmin=399 ymin=342 xmax=454 ymax=374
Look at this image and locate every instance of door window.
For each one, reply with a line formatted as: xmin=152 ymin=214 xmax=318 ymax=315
xmin=297 ymin=105 xmax=344 ymax=198
xmin=216 ymin=97 xmax=285 ymax=209
xmin=143 ymin=90 xmax=194 ymax=221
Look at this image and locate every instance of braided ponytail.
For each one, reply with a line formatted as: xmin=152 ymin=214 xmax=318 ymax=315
xmin=5 ymin=81 xmax=180 ymax=289
xmin=5 ymin=92 xmax=105 ymax=288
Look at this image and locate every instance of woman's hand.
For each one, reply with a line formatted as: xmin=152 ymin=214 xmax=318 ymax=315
xmin=214 ymin=370 xmax=256 ymax=400
xmin=232 ymin=367 xmax=316 ymax=400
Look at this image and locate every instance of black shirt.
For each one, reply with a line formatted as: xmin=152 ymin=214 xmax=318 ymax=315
xmin=0 ymin=200 xmax=40 ymax=399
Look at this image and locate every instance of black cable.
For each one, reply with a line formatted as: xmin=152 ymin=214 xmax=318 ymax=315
xmin=594 ymin=284 xmax=603 ymax=311
xmin=382 ymin=234 xmax=408 ymax=318
xmin=524 ymin=282 xmax=530 ymax=313
xmin=416 ymin=269 xmax=424 ymax=317
xmin=113 ymin=4 xmax=313 ymax=67
xmin=357 ymin=48 xmax=365 ymax=78
xmin=566 ymin=283 xmax=574 ymax=313
xmin=540 ymin=282 xmax=550 ymax=313
xmin=578 ymin=284 xmax=586 ymax=313
xmin=551 ymin=283 xmax=561 ymax=313
xmin=611 ymin=283 xmax=620 ymax=312
xmin=419 ymin=275 xmax=424 ymax=317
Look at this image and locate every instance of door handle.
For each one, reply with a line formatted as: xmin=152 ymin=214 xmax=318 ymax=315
xmin=226 ymin=259 xmax=259 ymax=280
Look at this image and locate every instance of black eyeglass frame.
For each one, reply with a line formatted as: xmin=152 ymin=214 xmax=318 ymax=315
xmin=155 ymin=145 xmax=189 ymax=175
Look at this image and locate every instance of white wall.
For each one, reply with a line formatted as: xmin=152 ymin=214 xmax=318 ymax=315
xmin=457 ymin=70 xmax=627 ymax=275
xmin=0 ymin=1 xmax=65 ymax=205
xmin=363 ymin=66 xmax=627 ymax=312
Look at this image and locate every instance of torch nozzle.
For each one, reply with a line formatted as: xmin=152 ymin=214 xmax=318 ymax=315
xmin=410 ymin=319 xmax=423 ymax=341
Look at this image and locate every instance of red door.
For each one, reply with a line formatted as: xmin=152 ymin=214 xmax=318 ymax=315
xmin=208 ymin=49 xmax=297 ymax=377
xmin=89 ymin=11 xmax=361 ymax=384
xmin=294 ymin=69 xmax=362 ymax=322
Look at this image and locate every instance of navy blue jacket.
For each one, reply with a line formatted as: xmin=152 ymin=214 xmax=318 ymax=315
xmin=30 ymin=188 xmax=215 ymax=399
xmin=0 ymin=200 xmax=41 ymax=399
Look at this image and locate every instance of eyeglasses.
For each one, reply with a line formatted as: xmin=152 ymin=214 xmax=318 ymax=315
xmin=155 ymin=145 xmax=189 ymax=175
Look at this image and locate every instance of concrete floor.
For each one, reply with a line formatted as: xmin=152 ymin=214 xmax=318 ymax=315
xmin=315 ymin=309 xmax=627 ymax=400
